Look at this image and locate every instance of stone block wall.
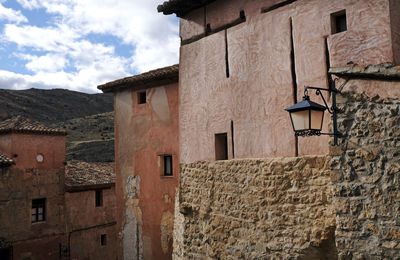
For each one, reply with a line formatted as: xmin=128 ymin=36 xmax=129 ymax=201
xmin=173 ymin=156 xmax=337 ymax=259
xmin=331 ymin=91 xmax=400 ymax=259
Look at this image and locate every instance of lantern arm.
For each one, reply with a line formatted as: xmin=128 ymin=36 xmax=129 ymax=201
xmin=304 ymin=86 xmax=336 ymax=114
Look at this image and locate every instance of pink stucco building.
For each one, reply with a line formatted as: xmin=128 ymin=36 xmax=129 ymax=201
xmin=159 ymin=0 xmax=400 ymax=163
xmin=98 ymin=65 xmax=179 ymax=260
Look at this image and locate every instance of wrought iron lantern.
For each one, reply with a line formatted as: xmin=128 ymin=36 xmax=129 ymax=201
xmin=285 ymin=83 xmax=341 ymax=145
xmin=285 ymin=92 xmax=326 ymax=136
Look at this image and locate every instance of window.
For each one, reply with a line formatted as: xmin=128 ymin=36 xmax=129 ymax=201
xmin=163 ymin=155 xmax=173 ymax=176
xmin=215 ymin=133 xmax=228 ymax=160
xmin=138 ymin=91 xmax=146 ymax=104
xmin=32 ymin=198 xmax=46 ymax=223
xmin=101 ymin=234 xmax=107 ymax=246
xmin=331 ymin=10 xmax=347 ymax=34
xmin=95 ymin=190 xmax=103 ymax=207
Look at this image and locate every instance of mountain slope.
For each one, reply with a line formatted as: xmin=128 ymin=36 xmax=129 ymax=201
xmin=0 ymin=88 xmax=114 ymax=162
xmin=0 ymin=88 xmax=113 ymax=125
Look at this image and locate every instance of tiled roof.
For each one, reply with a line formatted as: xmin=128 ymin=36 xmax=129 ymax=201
xmin=0 ymin=153 xmax=14 ymax=167
xmin=65 ymin=161 xmax=115 ymax=190
xmin=329 ymin=64 xmax=400 ymax=80
xmin=157 ymin=0 xmax=215 ymax=16
xmin=98 ymin=64 xmax=179 ymax=93
xmin=0 ymin=116 xmax=67 ymax=136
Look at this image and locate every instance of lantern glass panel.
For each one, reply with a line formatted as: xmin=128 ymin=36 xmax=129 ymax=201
xmin=310 ymin=110 xmax=324 ymax=130
xmin=290 ymin=110 xmax=309 ymax=131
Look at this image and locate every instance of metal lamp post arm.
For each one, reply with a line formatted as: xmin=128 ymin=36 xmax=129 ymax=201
xmin=304 ymin=86 xmax=335 ymax=114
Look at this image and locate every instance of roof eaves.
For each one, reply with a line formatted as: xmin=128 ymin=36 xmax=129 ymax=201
xmin=157 ymin=0 xmax=215 ymax=17
xmin=98 ymin=64 xmax=179 ymax=93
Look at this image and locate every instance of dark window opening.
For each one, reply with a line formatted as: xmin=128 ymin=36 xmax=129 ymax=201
xmin=95 ymin=190 xmax=103 ymax=207
xmin=331 ymin=10 xmax=347 ymax=34
xmin=163 ymin=155 xmax=173 ymax=176
xmin=32 ymin=198 xmax=46 ymax=223
xmin=215 ymin=133 xmax=228 ymax=160
xmin=101 ymin=234 xmax=107 ymax=246
xmin=138 ymin=91 xmax=146 ymax=104
xmin=0 ymin=247 xmax=12 ymax=260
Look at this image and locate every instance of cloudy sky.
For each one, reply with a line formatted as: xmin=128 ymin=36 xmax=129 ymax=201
xmin=0 ymin=0 xmax=179 ymax=93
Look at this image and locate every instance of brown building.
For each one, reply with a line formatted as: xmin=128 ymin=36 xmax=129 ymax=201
xmin=0 ymin=116 xmax=67 ymax=260
xmin=0 ymin=116 xmax=118 ymax=260
xmin=98 ymin=65 xmax=179 ymax=259
xmin=65 ymin=161 xmax=117 ymax=260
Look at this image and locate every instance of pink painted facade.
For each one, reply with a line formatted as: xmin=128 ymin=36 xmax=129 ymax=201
xmin=0 ymin=132 xmax=66 ymax=260
xmin=0 ymin=119 xmax=118 ymax=260
xmin=178 ymin=0 xmax=400 ymax=163
xmin=65 ymin=187 xmax=118 ymax=260
xmin=99 ymin=66 xmax=179 ymax=259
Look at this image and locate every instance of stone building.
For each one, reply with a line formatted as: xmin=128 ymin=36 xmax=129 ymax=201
xmin=0 ymin=116 xmax=118 ymax=260
xmin=155 ymin=0 xmax=400 ymax=259
xmin=98 ymin=65 xmax=179 ymax=259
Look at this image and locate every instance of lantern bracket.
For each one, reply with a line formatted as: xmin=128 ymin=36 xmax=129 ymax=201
xmin=303 ymin=86 xmax=338 ymax=114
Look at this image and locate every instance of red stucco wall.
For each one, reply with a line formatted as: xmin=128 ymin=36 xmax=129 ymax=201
xmin=0 ymin=133 xmax=66 ymax=259
xmin=114 ymin=83 xmax=179 ymax=259
xmin=65 ymin=187 xmax=117 ymax=260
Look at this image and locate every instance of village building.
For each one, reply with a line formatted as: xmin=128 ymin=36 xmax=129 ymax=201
xmin=98 ymin=65 xmax=179 ymax=260
xmin=155 ymin=0 xmax=400 ymax=259
xmin=65 ymin=161 xmax=117 ymax=260
xmin=0 ymin=116 xmax=117 ymax=260
xmin=0 ymin=116 xmax=67 ymax=260
xmin=100 ymin=0 xmax=400 ymax=259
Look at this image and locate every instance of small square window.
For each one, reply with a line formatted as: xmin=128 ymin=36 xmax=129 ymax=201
xmin=101 ymin=234 xmax=107 ymax=246
xmin=331 ymin=10 xmax=347 ymax=34
xmin=95 ymin=190 xmax=103 ymax=207
xmin=32 ymin=198 xmax=46 ymax=223
xmin=163 ymin=155 xmax=173 ymax=176
xmin=215 ymin=133 xmax=228 ymax=160
xmin=138 ymin=91 xmax=146 ymax=104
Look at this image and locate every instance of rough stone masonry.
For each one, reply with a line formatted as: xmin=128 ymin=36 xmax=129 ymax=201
xmin=173 ymin=78 xmax=400 ymax=259
xmin=331 ymin=88 xmax=400 ymax=259
xmin=173 ymin=156 xmax=337 ymax=259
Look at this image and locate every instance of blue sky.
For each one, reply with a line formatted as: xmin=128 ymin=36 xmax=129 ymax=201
xmin=0 ymin=0 xmax=179 ymax=93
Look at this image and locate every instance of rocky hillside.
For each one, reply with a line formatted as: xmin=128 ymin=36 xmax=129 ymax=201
xmin=0 ymin=88 xmax=114 ymax=162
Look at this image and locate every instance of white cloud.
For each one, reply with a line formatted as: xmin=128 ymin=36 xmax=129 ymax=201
xmin=1 ymin=0 xmax=179 ymax=92
xmin=25 ymin=53 xmax=68 ymax=72
xmin=15 ymin=0 xmax=40 ymax=10
xmin=0 ymin=2 xmax=27 ymax=23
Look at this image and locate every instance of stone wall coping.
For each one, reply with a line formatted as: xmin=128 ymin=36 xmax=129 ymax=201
xmin=329 ymin=64 xmax=400 ymax=81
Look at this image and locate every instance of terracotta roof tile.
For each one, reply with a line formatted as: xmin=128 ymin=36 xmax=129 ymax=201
xmin=157 ymin=0 xmax=215 ymax=16
xmin=0 ymin=152 xmax=14 ymax=167
xmin=98 ymin=64 xmax=179 ymax=93
xmin=0 ymin=116 xmax=66 ymax=136
xmin=65 ymin=161 xmax=115 ymax=189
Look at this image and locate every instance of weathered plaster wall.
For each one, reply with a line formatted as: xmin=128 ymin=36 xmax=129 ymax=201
xmin=0 ymin=133 xmax=66 ymax=170
xmin=65 ymin=187 xmax=116 ymax=230
xmin=114 ymin=83 xmax=179 ymax=259
xmin=173 ymin=156 xmax=336 ymax=259
xmin=0 ymin=165 xmax=66 ymax=258
xmin=69 ymin=224 xmax=118 ymax=260
xmin=330 ymin=81 xmax=400 ymax=259
xmin=12 ymin=235 xmax=64 ymax=260
xmin=179 ymin=0 xmax=396 ymax=163
xmin=65 ymin=187 xmax=117 ymax=259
